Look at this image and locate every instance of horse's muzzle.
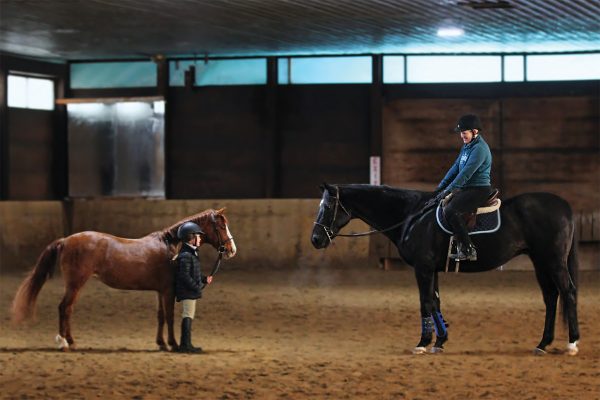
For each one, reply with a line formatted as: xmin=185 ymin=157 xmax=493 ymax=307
xmin=311 ymin=232 xmax=329 ymax=249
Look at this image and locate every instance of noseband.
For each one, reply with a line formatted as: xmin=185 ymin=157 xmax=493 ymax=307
xmin=210 ymin=213 xmax=233 ymax=255
xmin=313 ymin=186 xmax=352 ymax=243
xmin=208 ymin=212 xmax=234 ymax=277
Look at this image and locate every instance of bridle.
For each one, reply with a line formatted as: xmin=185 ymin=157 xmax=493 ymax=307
xmin=207 ymin=212 xmax=234 ymax=277
xmin=313 ymin=186 xmax=353 ymax=243
xmin=313 ymin=185 xmax=413 ymax=244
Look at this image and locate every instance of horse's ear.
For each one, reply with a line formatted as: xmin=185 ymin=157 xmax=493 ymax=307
xmin=320 ymin=182 xmax=333 ymax=193
xmin=322 ymin=183 xmax=335 ymax=193
xmin=216 ymin=207 xmax=226 ymax=214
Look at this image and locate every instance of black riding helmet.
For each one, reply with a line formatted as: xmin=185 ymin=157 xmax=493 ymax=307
xmin=454 ymin=114 xmax=483 ymax=133
xmin=177 ymin=221 xmax=204 ymax=240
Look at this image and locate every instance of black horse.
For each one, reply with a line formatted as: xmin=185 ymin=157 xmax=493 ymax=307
xmin=311 ymin=183 xmax=580 ymax=355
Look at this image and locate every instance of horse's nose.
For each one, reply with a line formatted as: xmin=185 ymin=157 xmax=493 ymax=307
xmin=225 ymin=241 xmax=237 ymax=259
xmin=311 ymin=234 xmax=320 ymax=248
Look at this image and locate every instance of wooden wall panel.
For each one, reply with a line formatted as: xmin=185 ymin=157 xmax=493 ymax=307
xmin=503 ymin=153 xmax=598 ymax=182
xmin=503 ymin=97 xmax=599 ymax=149
xmin=8 ymin=109 xmax=54 ymax=199
xmin=502 ymin=96 xmax=599 ymax=211
xmin=278 ymin=85 xmax=370 ymax=197
xmin=383 ymin=98 xmax=500 ymax=190
xmin=168 ymin=86 xmax=268 ymax=199
xmin=383 ymin=94 xmax=599 ymax=212
xmin=383 ymin=99 xmax=501 ymax=151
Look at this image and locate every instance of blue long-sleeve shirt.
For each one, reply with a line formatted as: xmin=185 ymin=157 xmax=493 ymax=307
xmin=437 ymin=135 xmax=491 ymax=191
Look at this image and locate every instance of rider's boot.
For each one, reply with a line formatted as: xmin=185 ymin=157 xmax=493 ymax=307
xmin=178 ymin=317 xmax=202 ymax=353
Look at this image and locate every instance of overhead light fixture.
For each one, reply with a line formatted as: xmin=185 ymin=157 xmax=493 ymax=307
xmin=437 ymin=27 xmax=465 ymax=37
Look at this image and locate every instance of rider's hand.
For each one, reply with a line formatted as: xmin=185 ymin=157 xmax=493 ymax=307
xmin=206 ymin=276 xmax=213 ymax=284
xmin=425 ymin=190 xmax=448 ymax=208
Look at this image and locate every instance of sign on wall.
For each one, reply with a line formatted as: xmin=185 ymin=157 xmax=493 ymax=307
xmin=370 ymin=156 xmax=381 ymax=186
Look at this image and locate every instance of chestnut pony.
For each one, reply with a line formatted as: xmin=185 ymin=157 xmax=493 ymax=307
xmin=11 ymin=208 xmax=236 ymax=351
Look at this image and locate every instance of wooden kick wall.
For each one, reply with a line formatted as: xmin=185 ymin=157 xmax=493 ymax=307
xmin=382 ymin=84 xmax=599 ymax=213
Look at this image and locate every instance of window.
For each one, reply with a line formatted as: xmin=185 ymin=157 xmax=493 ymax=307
xmin=526 ymin=53 xmax=600 ymax=81
xmin=70 ymin=61 xmax=157 ymax=88
xmin=383 ymin=56 xmax=405 ymax=83
xmin=7 ymin=75 xmax=55 ymax=110
xmin=169 ymin=58 xmax=266 ymax=86
xmin=406 ymin=56 xmax=502 ymax=83
xmin=279 ymin=56 xmax=372 ymax=84
xmin=67 ymin=99 xmax=165 ymax=197
xmin=504 ymin=56 xmax=525 ymax=82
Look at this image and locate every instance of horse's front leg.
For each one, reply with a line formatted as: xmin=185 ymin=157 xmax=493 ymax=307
xmin=413 ymin=268 xmax=437 ymax=354
xmin=156 ymin=292 xmax=168 ymax=351
xmin=161 ymin=290 xmax=178 ymax=351
xmin=431 ymin=272 xmax=449 ymax=353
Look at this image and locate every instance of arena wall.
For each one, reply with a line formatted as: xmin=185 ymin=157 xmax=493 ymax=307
xmin=1 ymin=199 xmax=597 ymax=273
xmin=0 ymin=199 xmax=371 ymax=273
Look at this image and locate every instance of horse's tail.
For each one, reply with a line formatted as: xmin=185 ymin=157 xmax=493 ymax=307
xmin=11 ymin=239 xmax=63 ymax=324
xmin=561 ymin=223 xmax=579 ymax=326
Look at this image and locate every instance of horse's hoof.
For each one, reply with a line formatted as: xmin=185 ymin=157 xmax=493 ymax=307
xmin=566 ymin=342 xmax=579 ymax=356
xmin=430 ymin=346 xmax=444 ymax=354
xmin=412 ymin=346 xmax=427 ymax=355
xmin=158 ymin=344 xmax=169 ymax=351
xmin=533 ymin=347 xmax=547 ymax=356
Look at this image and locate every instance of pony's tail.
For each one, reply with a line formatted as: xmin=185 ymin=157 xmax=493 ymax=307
xmin=561 ymin=226 xmax=579 ymax=326
xmin=11 ymin=239 xmax=63 ymax=324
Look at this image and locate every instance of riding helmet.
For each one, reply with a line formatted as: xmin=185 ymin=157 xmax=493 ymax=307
xmin=454 ymin=114 xmax=483 ymax=133
xmin=177 ymin=221 xmax=204 ymax=240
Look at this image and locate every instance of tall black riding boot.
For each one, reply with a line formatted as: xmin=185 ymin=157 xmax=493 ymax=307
xmin=447 ymin=211 xmax=478 ymax=261
xmin=178 ymin=317 xmax=202 ymax=353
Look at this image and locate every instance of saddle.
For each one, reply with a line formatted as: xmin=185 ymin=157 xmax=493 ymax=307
xmin=442 ymin=188 xmax=501 ymax=230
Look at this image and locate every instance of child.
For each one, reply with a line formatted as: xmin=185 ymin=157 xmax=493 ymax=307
xmin=174 ymin=221 xmax=213 ymax=353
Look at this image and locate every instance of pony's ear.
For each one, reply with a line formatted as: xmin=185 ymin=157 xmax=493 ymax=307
xmin=319 ymin=183 xmax=326 ymax=193
xmin=216 ymin=207 xmax=226 ymax=214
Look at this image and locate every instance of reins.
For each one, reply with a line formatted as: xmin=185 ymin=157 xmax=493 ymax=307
xmin=313 ymin=186 xmax=418 ymax=241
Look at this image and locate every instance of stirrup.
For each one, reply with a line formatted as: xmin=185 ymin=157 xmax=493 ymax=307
xmin=454 ymin=243 xmax=477 ymax=261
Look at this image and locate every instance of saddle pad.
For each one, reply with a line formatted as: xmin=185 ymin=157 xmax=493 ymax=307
xmin=436 ymin=205 xmax=501 ymax=235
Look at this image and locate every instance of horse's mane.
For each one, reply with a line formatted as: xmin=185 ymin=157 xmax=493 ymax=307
xmin=338 ymin=184 xmax=429 ymax=209
xmin=160 ymin=209 xmax=218 ymax=243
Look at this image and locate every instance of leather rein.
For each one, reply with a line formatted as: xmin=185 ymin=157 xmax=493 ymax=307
xmin=313 ymin=186 xmax=412 ymax=243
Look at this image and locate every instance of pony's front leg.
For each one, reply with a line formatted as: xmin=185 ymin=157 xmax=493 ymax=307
xmin=156 ymin=292 xmax=168 ymax=351
xmin=161 ymin=291 xmax=178 ymax=351
xmin=413 ymin=268 xmax=436 ymax=354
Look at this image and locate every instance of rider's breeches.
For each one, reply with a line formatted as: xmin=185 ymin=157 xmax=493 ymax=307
xmin=444 ymin=186 xmax=491 ymax=245
xmin=181 ymin=299 xmax=197 ymax=319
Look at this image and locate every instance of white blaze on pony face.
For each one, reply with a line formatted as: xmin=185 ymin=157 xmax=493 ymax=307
xmin=224 ymin=223 xmax=237 ymax=259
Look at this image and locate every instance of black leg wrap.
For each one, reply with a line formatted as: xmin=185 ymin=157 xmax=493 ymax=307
xmin=416 ymin=316 xmax=434 ymax=348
